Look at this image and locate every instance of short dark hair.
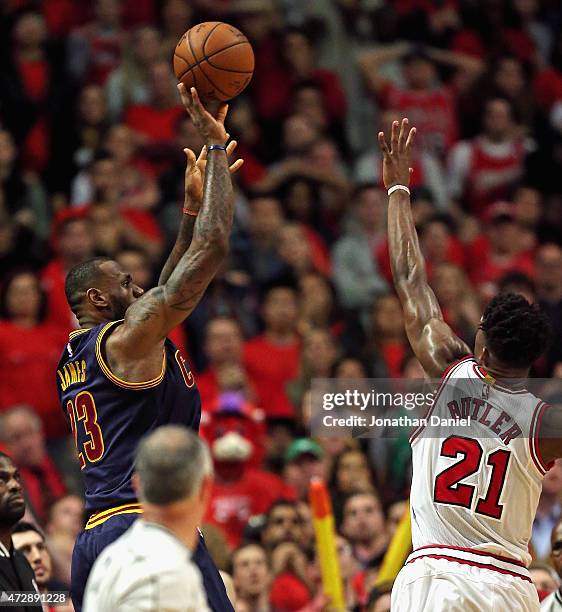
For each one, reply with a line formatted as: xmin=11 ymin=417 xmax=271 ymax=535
xmin=480 ymin=293 xmax=551 ymax=368
xmin=265 ymin=499 xmax=297 ymax=526
xmin=65 ymin=257 xmax=112 ymax=316
xmin=12 ymin=521 xmax=44 ymax=540
xmin=498 ymin=271 xmax=535 ymax=296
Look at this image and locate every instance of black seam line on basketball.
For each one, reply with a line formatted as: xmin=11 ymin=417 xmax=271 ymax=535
xmin=186 ymin=28 xmax=199 ymax=91
xmin=176 ymin=41 xmax=251 ymax=81
xmin=205 ymin=54 xmax=254 ymax=74
xmin=202 ymin=22 xmax=223 ymax=57
xmin=198 ymin=59 xmax=233 ymax=99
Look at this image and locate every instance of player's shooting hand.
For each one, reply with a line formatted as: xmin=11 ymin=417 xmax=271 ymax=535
xmin=378 ymin=118 xmax=416 ymax=189
xmin=184 ymin=140 xmax=244 ymax=204
xmin=178 ymin=83 xmax=228 ymax=145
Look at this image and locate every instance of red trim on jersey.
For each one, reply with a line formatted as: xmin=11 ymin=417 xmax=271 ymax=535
xmin=407 ymin=554 xmax=531 ymax=582
xmin=413 ymin=544 xmax=525 ymax=568
xmin=471 ymin=364 xmax=528 ymax=394
xmin=409 ymin=355 xmax=474 ymax=445
xmin=530 ymin=401 xmax=551 ymax=475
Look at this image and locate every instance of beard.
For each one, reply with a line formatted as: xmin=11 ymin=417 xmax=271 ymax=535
xmin=0 ymin=505 xmax=25 ymax=527
xmin=109 ymin=297 xmax=130 ymax=320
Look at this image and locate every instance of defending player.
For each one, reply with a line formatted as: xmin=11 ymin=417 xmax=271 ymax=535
xmin=57 ymin=85 xmax=241 ymax=612
xmin=379 ymin=119 xmax=558 ymax=611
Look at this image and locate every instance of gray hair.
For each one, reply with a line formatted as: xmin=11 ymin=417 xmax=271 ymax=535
xmin=135 ymin=426 xmax=212 ymax=505
xmin=0 ymin=406 xmax=42 ymax=441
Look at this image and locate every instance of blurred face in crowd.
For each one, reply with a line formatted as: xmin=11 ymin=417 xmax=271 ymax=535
xmin=249 ymin=198 xmax=283 ymax=241
xmin=293 ymin=86 xmax=326 ymax=129
xmin=0 ymin=131 xmax=17 ymax=168
xmin=387 ymin=500 xmax=408 ymax=537
xmin=133 ymin=26 xmax=162 ymax=66
xmin=514 ymin=187 xmax=541 ymax=227
xmin=263 ymin=287 xmax=298 ymax=335
xmin=483 ymin=99 xmax=513 ymax=141
xmin=162 ymin=0 xmax=192 ymax=36
xmin=403 ymin=57 xmax=435 ymax=90
xmin=283 ymin=115 xmax=318 ymax=155
xmin=283 ymin=31 xmax=314 ymax=74
xmin=299 ymin=273 xmax=333 ymax=324
xmin=284 ymin=453 xmax=325 ymax=500
xmin=47 ymin=495 xmax=84 ymax=539
xmin=530 ymin=566 xmax=559 ymax=592
xmin=488 ymin=217 xmax=519 ymax=254
xmin=91 ymin=158 xmax=119 ymax=200
xmin=149 ymin=61 xmax=176 ymax=103
xmin=432 ymin=264 xmax=465 ymax=307
xmin=278 ymin=224 xmax=312 ymax=272
xmin=263 ymin=503 xmax=302 ymax=548
xmin=0 ymin=456 xmax=25 ymax=526
xmin=4 ymin=272 xmax=42 ymax=322
xmin=232 ymin=544 xmax=270 ymax=599
xmin=336 ymin=450 xmax=372 ymax=494
xmin=79 ymin=85 xmax=107 ymax=126
xmin=58 ymin=219 xmax=96 ymax=264
xmin=303 ymin=329 xmax=337 ymax=376
xmin=2 ymin=410 xmax=45 ymax=468
xmin=421 ymin=220 xmax=450 ymax=264
xmin=342 ymin=493 xmax=386 ymax=545
xmin=535 ymin=244 xmax=562 ymax=298
xmin=551 ymin=519 xmax=562 ymax=577
xmin=494 ymin=58 xmax=525 ymax=98
xmin=106 ymin=125 xmax=136 ymax=164
xmin=335 ymin=358 xmax=367 ymax=379
xmin=237 ymin=8 xmax=275 ymax=44
xmin=372 ymin=294 xmax=404 ymax=339
xmin=95 ymin=0 xmax=122 ymax=27
xmin=355 ymin=187 xmax=386 ymax=232
xmin=13 ymin=530 xmax=52 ymax=587
xmin=309 ymin=140 xmax=339 ymax=170
xmin=205 ymin=318 xmax=243 ymax=367
xmin=14 ymin=13 xmax=46 ymax=48
xmin=115 ymin=250 xmax=151 ymax=289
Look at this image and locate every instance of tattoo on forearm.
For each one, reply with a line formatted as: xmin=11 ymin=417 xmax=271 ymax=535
xmin=158 ymin=214 xmax=197 ymax=285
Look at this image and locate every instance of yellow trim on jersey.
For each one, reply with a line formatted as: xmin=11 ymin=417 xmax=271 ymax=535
xmin=85 ymin=503 xmax=143 ymax=529
xmin=69 ymin=328 xmax=90 ymax=340
xmin=95 ymin=320 xmax=166 ymax=390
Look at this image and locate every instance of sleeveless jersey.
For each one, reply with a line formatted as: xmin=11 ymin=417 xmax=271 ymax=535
xmin=56 ymin=320 xmax=200 ymax=511
xmin=409 ymin=355 xmax=549 ymax=566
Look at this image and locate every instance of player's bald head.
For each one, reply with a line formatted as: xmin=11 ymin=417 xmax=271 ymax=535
xmin=65 ymin=257 xmax=114 ymax=316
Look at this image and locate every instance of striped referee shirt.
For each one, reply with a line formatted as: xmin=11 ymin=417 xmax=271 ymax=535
xmin=83 ymin=520 xmax=210 ymax=612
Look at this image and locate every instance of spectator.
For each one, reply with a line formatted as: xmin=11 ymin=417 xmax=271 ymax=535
xmin=244 ymin=283 xmax=301 ymax=417
xmin=0 ymin=271 xmax=68 ymax=438
xmin=533 ymin=460 xmax=562 ymax=560
xmin=297 ymin=273 xmax=341 ymax=336
xmin=332 ymin=184 xmax=388 ymax=312
xmin=160 ymin=0 xmax=193 ymax=59
xmin=282 ymin=439 xmax=325 ymax=501
xmin=541 ymin=518 xmax=562 ymax=608
xmin=341 ymin=491 xmax=388 ymax=569
xmin=232 ymin=543 xmax=271 ymax=612
xmin=498 ymin=271 xmax=536 ymax=304
xmin=83 ymin=426 xmax=214 ymax=611
xmin=528 ymin=562 xmax=559 ymax=600
xmin=46 ymin=495 xmax=84 ymax=539
xmin=448 ymin=98 xmax=527 ymax=215
xmin=0 ymin=407 xmax=66 ymax=526
xmin=105 ymin=25 xmax=163 ymax=121
xmin=261 ymin=499 xmax=302 ymax=551
xmin=536 ymin=243 xmax=562 ymax=372
xmin=67 ymin=0 xmax=127 ymax=86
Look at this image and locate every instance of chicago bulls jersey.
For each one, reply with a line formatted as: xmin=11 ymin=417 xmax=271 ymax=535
xmin=409 ymin=355 xmax=549 ymax=566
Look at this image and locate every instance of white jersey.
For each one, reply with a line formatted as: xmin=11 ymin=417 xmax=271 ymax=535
xmin=409 ymin=355 xmax=549 ymax=567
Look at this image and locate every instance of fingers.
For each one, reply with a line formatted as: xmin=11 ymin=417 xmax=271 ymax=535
xmin=405 ymin=126 xmax=417 ymax=151
xmin=216 ymin=103 xmax=229 ymax=125
xmin=177 ymin=83 xmax=191 ymax=110
xmin=229 ymin=158 xmax=244 ymax=174
xmin=226 ymin=139 xmax=238 ymax=156
xmin=184 ymin=148 xmax=196 ymax=169
xmin=390 ymin=120 xmax=399 ymax=152
xmin=196 ymin=145 xmax=207 ymax=165
xmin=398 ymin=118 xmax=408 ymax=152
xmin=378 ymin=131 xmax=390 ymax=157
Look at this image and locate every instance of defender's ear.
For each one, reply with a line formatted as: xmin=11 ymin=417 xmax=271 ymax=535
xmin=86 ymin=287 xmax=109 ymax=309
xmin=480 ymin=346 xmax=490 ymax=367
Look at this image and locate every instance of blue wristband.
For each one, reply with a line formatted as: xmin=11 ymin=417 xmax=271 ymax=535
xmin=207 ymin=144 xmax=227 ymax=152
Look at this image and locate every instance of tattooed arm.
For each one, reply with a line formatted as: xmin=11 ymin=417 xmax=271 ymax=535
xmin=106 ymin=87 xmax=234 ymax=370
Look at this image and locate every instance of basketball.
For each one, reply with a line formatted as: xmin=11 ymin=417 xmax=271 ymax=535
xmin=173 ymin=22 xmax=255 ymax=103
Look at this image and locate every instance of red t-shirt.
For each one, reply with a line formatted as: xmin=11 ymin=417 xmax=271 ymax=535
xmin=381 ymin=342 xmax=407 ymax=379
xmin=0 ymin=322 xmax=68 ymax=439
xmin=243 ymin=335 xmax=300 ymax=418
xmin=41 ymin=260 xmax=76 ymax=338
xmin=125 ymin=104 xmax=184 ymax=144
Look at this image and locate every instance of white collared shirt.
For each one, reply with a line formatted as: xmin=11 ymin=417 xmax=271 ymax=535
xmin=83 ymin=520 xmax=210 ymax=612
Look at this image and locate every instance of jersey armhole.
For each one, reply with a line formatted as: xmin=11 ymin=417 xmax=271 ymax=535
xmin=529 ymin=401 xmax=553 ymax=476
xmin=95 ymin=320 xmax=167 ymax=390
xmin=409 ymin=355 xmax=476 ymax=445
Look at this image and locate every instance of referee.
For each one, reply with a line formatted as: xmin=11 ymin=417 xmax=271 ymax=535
xmin=0 ymin=452 xmax=42 ymax=612
xmin=83 ymin=426 xmax=215 ymax=611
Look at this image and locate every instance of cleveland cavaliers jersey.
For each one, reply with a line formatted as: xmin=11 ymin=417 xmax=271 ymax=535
xmin=56 ymin=320 xmax=201 ymax=511
xmin=409 ymin=355 xmax=549 ymax=566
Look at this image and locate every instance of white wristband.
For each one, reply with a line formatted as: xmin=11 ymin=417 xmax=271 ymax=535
xmin=387 ymin=185 xmax=411 ymax=197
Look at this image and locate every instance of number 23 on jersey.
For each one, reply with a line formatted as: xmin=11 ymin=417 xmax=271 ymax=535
xmin=67 ymin=392 xmax=105 ymax=469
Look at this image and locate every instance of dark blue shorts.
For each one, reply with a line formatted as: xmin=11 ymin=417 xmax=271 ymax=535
xmin=71 ymin=513 xmax=233 ymax=612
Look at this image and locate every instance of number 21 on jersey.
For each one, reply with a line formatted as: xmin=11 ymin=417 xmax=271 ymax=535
xmin=433 ymin=435 xmax=511 ymax=520
xmin=67 ymin=392 xmax=105 ymax=469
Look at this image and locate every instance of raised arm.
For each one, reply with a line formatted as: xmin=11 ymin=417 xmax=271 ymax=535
xmin=109 ymin=88 xmax=235 ymax=360
xmin=158 ymin=84 xmax=243 ymax=286
xmin=358 ymin=42 xmax=411 ymax=96
xmin=379 ymin=119 xmax=470 ymax=377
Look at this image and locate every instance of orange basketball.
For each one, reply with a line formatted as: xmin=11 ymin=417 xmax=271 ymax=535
xmin=173 ymin=22 xmax=255 ymax=103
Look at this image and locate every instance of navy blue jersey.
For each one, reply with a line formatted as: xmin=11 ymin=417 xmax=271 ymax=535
xmin=56 ymin=320 xmax=200 ymax=511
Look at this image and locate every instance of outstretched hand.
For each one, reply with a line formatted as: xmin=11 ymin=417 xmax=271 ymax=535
xmin=184 ymin=140 xmax=244 ymax=203
xmin=378 ymin=118 xmax=416 ymax=189
xmin=177 ymin=83 xmax=228 ymax=144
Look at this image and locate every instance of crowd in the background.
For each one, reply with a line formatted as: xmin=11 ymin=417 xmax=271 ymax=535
xmin=1 ymin=0 xmax=562 ymax=610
